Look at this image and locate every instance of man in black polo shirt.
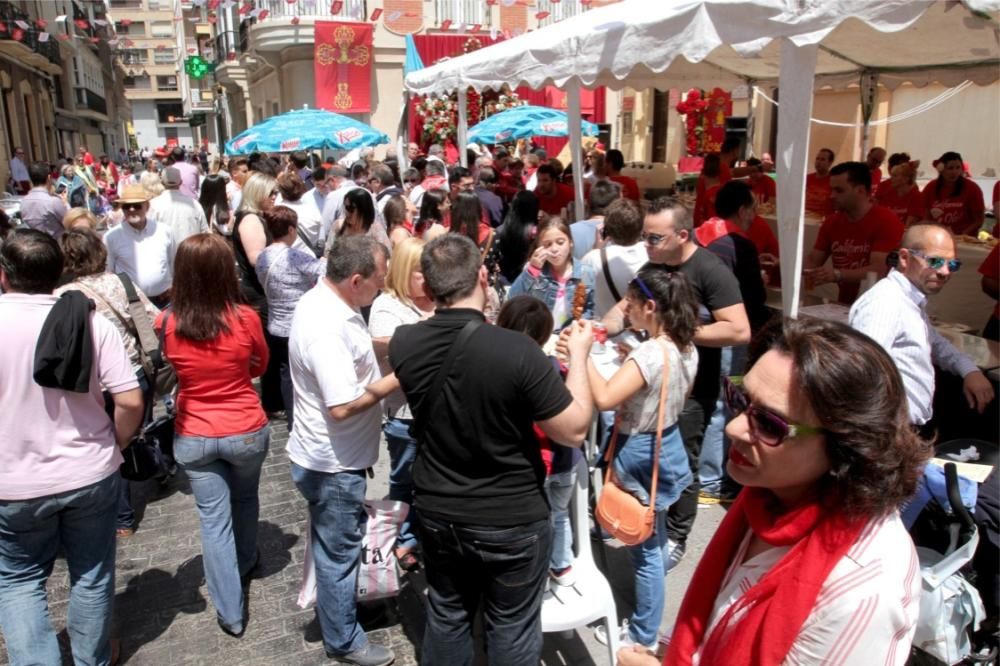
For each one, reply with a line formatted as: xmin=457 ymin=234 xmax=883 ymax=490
xmin=389 ymin=234 xmax=595 ymax=665
xmin=602 ymin=196 xmax=750 ymax=569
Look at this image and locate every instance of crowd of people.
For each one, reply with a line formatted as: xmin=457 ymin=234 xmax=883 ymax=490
xmin=0 ymin=135 xmax=997 ymax=666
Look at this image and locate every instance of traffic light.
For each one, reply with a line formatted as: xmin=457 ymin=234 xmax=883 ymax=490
xmin=184 ymin=55 xmax=214 ymax=80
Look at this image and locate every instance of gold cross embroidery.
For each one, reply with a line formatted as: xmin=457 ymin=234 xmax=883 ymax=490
xmin=317 ymin=26 xmax=370 ymax=67
xmin=333 ymin=83 xmax=353 ymax=110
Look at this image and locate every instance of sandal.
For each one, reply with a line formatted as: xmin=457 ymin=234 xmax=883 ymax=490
xmin=395 ymin=547 xmax=420 ymax=572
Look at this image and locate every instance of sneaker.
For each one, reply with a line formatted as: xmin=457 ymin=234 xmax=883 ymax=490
xmin=326 ymin=642 xmax=395 ymax=666
xmin=549 ymin=566 xmax=576 ymax=587
xmin=698 ymin=490 xmax=723 ymax=506
xmin=665 ymin=539 xmax=685 ymax=572
xmin=594 ymin=620 xmax=657 ymax=650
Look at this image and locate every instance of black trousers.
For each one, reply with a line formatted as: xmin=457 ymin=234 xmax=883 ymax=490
xmin=666 ymin=395 xmax=714 ymax=545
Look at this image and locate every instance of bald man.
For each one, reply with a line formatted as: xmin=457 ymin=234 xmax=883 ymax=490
xmin=849 ymin=224 xmax=994 ymax=425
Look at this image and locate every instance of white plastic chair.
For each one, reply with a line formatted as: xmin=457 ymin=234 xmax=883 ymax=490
xmin=541 ymin=456 xmax=619 ymax=665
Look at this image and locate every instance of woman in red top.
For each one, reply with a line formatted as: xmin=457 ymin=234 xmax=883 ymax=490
xmin=693 ymin=154 xmax=723 ymax=227
xmin=875 ymin=160 xmax=923 ymax=227
xmin=922 ymin=151 xmax=985 ymax=236
xmin=157 ymin=233 xmax=270 ymax=639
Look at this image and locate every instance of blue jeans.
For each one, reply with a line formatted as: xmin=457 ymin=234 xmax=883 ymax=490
xmin=383 ymin=417 xmax=419 ymax=551
xmin=611 ymin=426 xmax=692 ymax=646
xmin=290 ymin=463 xmax=368 ymax=656
xmin=0 ymin=473 xmax=119 ymax=666
xmin=699 ymin=345 xmax=747 ymax=494
xmin=418 ymin=513 xmax=552 ymax=666
xmin=545 ymin=470 xmax=575 ymax=570
xmin=173 ymin=426 xmax=269 ymax=633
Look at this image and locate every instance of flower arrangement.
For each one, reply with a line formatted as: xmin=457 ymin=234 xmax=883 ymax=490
xmin=676 ymin=88 xmax=709 ymax=156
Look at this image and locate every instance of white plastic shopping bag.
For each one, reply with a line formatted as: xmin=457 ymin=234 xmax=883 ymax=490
xmin=297 ymin=499 xmax=409 ymax=608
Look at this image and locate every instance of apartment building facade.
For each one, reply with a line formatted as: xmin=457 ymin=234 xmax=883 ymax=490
xmin=0 ymin=0 xmax=128 ymax=186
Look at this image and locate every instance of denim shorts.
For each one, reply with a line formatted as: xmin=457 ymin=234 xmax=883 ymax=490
xmin=611 ymin=424 xmax=692 ymax=511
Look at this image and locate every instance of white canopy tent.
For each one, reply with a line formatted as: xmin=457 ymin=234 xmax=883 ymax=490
xmin=405 ymin=0 xmax=1000 ymax=316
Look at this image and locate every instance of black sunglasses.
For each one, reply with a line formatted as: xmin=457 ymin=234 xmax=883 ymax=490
xmin=723 ymin=376 xmax=824 ymax=446
xmin=121 ymin=202 xmax=145 ymax=211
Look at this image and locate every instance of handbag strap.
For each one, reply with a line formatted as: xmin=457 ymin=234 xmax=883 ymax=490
xmin=75 ymin=280 xmax=136 ymax=337
xmin=600 ymin=246 xmax=623 ymax=303
xmin=412 ymin=318 xmax=482 ymax=440
xmin=136 ymin=311 xmax=169 ymax=429
xmin=117 ymin=272 xmax=166 ymax=370
xmin=602 ymin=341 xmax=671 ymax=503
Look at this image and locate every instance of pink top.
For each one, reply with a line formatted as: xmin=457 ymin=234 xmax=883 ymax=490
xmin=0 ymin=294 xmax=139 ymax=500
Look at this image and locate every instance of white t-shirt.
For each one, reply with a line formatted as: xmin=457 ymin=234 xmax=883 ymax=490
xmin=104 ymin=218 xmax=176 ymax=297
xmin=149 ymin=189 xmax=209 ymax=245
xmin=618 ymin=337 xmax=698 ymax=433
xmin=287 ymin=282 xmax=382 ymax=473
xmin=581 ymin=241 xmax=649 ymax=318
xmin=368 ymin=292 xmax=426 ymax=418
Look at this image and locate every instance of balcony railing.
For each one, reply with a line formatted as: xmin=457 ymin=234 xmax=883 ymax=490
xmin=0 ymin=0 xmax=60 ymax=64
xmin=77 ymin=88 xmax=108 ymax=115
xmin=434 ymin=0 xmax=490 ymax=27
xmin=536 ymin=0 xmax=586 ymax=27
xmin=214 ymin=29 xmax=248 ymax=65
xmin=252 ymin=0 xmax=367 ymax=21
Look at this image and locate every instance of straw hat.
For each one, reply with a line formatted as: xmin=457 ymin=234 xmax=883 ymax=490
xmin=118 ymin=183 xmax=151 ymax=204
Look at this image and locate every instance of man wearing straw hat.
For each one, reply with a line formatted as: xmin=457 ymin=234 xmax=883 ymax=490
xmin=104 ymin=184 xmax=177 ymax=309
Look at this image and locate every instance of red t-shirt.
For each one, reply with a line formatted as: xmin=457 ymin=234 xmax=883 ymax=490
xmin=747 ymin=215 xmax=780 ymax=257
xmin=870 ymin=167 xmax=883 ymax=191
xmin=157 ymin=305 xmax=269 ymax=437
xmin=751 ymin=175 xmax=776 ymax=204
xmin=874 ymin=183 xmax=924 ymax=224
xmin=814 ymin=204 xmax=904 ymax=304
xmin=979 ymin=244 xmax=999 ymax=318
xmin=921 ymin=178 xmax=985 ymax=235
xmin=536 ymin=183 xmax=575 ymax=216
xmin=694 ymin=183 xmax=722 ymax=227
xmin=805 ymin=172 xmax=833 ymax=216
xmin=609 ymin=174 xmax=641 ymax=201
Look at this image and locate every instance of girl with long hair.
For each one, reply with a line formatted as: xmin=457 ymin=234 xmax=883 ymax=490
xmin=922 ymin=150 xmax=985 ymax=236
xmin=156 ymin=234 xmax=270 ymax=639
xmin=416 ymin=188 xmax=450 ymax=241
xmin=199 ymin=173 xmax=232 ymax=236
xmin=586 ymin=268 xmax=701 ymax=651
xmin=495 ymin=190 xmax=540 ymax=284
xmin=383 ymin=194 xmax=416 ymax=248
xmin=450 ymin=190 xmax=492 ymax=250
xmin=508 ymin=216 xmax=594 ymax=331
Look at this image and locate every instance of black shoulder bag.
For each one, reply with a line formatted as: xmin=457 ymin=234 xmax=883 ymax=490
xmin=410 ymin=319 xmax=482 ymax=442
xmin=600 ymin=246 xmax=624 ymax=303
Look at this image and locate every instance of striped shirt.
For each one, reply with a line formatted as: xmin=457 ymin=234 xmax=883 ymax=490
xmin=848 ymin=270 xmax=978 ymax=425
xmin=696 ymin=511 xmax=920 ymax=665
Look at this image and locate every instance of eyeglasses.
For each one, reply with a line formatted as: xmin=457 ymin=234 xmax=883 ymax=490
xmin=907 ymin=248 xmax=962 ymax=272
xmin=121 ymin=203 xmax=144 ymax=211
xmin=722 ymin=376 xmax=825 ymax=446
xmin=640 ymin=230 xmax=673 ymax=246
xmin=630 ymin=276 xmax=655 ymax=301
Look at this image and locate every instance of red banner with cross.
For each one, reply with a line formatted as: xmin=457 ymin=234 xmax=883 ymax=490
xmin=314 ymin=21 xmax=373 ymax=113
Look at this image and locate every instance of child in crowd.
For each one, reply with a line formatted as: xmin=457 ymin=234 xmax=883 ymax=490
xmin=496 ymin=295 xmax=581 ymax=592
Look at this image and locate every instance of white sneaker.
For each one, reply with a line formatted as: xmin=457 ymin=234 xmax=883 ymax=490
xmin=594 ymin=619 xmax=656 ymax=650
xmin=549 ymin=566 xmax=577 ymax=587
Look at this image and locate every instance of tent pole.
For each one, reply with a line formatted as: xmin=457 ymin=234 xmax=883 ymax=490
xmin=567 ymin=81 xmax=585 ymax=223
xmin=859 ymin=71 xmax=878 ymax=160
xmin=776 ymin=38 xmax=818 ymax=319
xmin=398 ymin=90 xmax=409 ymax=171
xmin=746 ymin=79 xmax=756 ymax=157
xmin=458 ymin=89 xmax=468 ymax=168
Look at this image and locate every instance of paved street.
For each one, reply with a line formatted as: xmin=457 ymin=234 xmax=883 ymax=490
xmin=0 ymin=418 xmax=724 ymax=665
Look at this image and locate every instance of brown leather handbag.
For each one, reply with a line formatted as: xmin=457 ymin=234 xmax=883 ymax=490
xmin=595 ymin=344 xmax=670 ymax=546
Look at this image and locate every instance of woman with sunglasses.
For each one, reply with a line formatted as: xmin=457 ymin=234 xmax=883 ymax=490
xmin=586 ymin=267 xmax=700 ymax=651
xmin=619 ymin=317 xmax=929 ymax=666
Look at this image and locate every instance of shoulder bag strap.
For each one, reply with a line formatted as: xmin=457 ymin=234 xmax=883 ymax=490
xmin=647 ymin=342 xmax=671 ymax=504
xmin=600 ymin=246 xmax=623 ymax=303
xmin=75 ymin=280 xmax=135 ymax=337
xmin=413 ymin=319 xmax=482 ymax=439
xmin=117 ymin=272 xmax=165 ymax=369
xmin=137 ymin=312 xmax=168 ymax=428
xmin=480 ymin=229 xmax=495 ymax=263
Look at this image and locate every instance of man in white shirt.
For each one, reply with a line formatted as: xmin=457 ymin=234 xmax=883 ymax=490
xmin=149 ymin=167 xmax=209 ymax=244
xmin=305 ymin=165 xmax=332 ymax=214
xmin=9 ymin=147 xmax=30 ymax=194
xmin=319 ymin=165 xmax=355 ymax=246
xmin=287 ymin=235 xmax=395 ymax=666
xmin=849 ymin=224 xmax=995 ymax=425
xmin=581 ymin=198 xmax=647 ymax=318
xmin=104 ymin=184 xmax=176 ymax=308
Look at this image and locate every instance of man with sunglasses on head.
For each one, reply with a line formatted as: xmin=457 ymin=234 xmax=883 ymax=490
xmin=599 ymin=196 xmax=751 ymax=569
xmin=104 ymin=184 xmax=177 ymax=309
xmin=849 ymin=223 xmax=994 ymax=427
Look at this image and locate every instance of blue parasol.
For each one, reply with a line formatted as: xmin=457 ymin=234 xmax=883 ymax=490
xmin=467 ymin=105 xmax=599 ymax=145
xmin=225 ymin=108 xmax=389 ymax=155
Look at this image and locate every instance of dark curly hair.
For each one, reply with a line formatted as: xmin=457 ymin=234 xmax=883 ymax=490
xmin=627 ymin=266 xmax=699 ymax=350
xmin=749 ymin=317 xmax=932 ymax=519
